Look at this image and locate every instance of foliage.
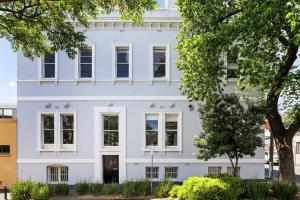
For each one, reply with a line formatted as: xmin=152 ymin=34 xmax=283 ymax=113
xmin=31 ymin=184 xmax=49 ymax=200
xmin=121 ymin=180 xmax=151 ymax=197
xmin=271 ymin=181 xmax=297 ymax=200
xmin=207 ymin=173 xmax=244 ymax=199
xmin=11 ymin=180 xmax=35 ymax=200
xmin=0 ymin=0 xmax=157 ymax=59
xmin=194 ymin=94 xmax=264 ymax=176
xmin=169 ymin=184 xmax=181 ymax=198
xmin=155 ymin=179 xmax=174 ymax=198
xmin=246 ymin=180 xmax=269 ymax=200
xmin=176 ymin=176 xmax=234 ymax=200
xmin=176 ymin=0 xmax=300 ymax=182
xmin=75 ymin=182 xmax=103 ymax=195
xmin=48 ymin=184 xmax=69 ymax=196
xmin=103 ymin=183 xmax=121 ymax=196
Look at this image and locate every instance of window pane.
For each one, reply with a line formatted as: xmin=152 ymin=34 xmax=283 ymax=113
xmin=44 ymin=64 xmax=55 ymax=78
xmin=145 ymin=167 xmax=159 ymax=179
xmin=146 ymin=120 xmax=158 ymax=131
xmin=104 ymin=131 xmax=119 ymax=146
xmin=80 ymin=56 xmax=92 ymax=63
xmin=154 ymin=64 xmax=166 ymax=77
xmin=156 ymin=0 xmax=165 ymax=7
xmin=44 ymin=53 xmax=55 ymax=63
xmin=227 ymin=47 xmax=239 ymax=64
xmin=0 ymin=145 xmax=10 ymax=153
xmin=62 ymin=115 xmax=74 ymax=129
xmin=80 ymin=47 xmax=92 ymax=56
xmin=117 ymin=64 xmax=129 ymax=78
xmin=146 ymin=131 xmax=158 ymax=146
xmin=61 ymin=166 xmax=69 ymax=182
xmin=227 ymin=68 xmax=237 ymax=79
xmin=80 ymin=64 xmax=92 ymax=78
xmin=63 ymin=130 xmax=74 ymax=144
xmin=104 ymin=116 xmax=118 ymax=130
xmin=154 ymin=51 xmax=166 ymax=63
xmin=43 ymin=115 xmax=54 ymax=129
xmin=165 ymin=167 xmax=178 ymax=179
xmin=166 ymin=131 xmax=177 ymax=146
xmin=3 ymin=109 xmax=13 ymax=118
xmin=208 ymin=167 xmax=221 ymax=175
xmin=44 ymin=130 xmax=54 ymax=144
xmin=117 ymin=48 xmax=129 ymax=63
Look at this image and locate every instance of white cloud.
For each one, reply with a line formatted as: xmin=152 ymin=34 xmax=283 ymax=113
xmin=9 ymin=81 xmax=17 ymax=87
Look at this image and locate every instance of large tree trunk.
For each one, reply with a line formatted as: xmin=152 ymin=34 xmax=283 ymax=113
xmin=274 ymin=134 xmax=295 ymax=182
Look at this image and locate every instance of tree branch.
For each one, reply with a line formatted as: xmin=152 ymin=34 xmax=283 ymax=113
xmin=219 ymin=9 xmax=242 ymax=22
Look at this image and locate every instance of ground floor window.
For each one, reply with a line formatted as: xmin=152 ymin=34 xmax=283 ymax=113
xmin=47 ymin=165 xmax=68 ymax=183
xmin=296 ymin=142 xmax=300 ymax=154
xmin=227 ymin=167 xmax=240 ymax=177
xmin=165 ymin=167 xmax=178 ymax=179
xmin=208 ymin=167 xmax=221 ymax=175
xmin=145 ymin=167 xmax=159 ymax=179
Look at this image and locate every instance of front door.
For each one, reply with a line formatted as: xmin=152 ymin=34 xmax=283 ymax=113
xmin=103 ymin=155 xmax=119 ymax=183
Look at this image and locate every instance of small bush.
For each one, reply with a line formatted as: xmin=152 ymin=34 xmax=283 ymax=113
xmin=31 ymin=184 xmax=49 ymax=200
xmin=121 ymin=180 xmax=151 ymax=197
xmin=48 ymin=184 xmax=69 ymax=196
xmin=88 ymin=183 xmax=103 ymax=195
xmin=75 ymin=182 xmax=103 ymax=195
xmin=246 ymin=180 xmax=269 ymax=200
xmin=169 ymin=185 xmax=181 ymax=198
xmin=271 ymin=181 xmax=297 ymax=200
xmin=11 ymin=180 xmax=35 ymax=200
xmin=177 ymin=177 xmax=230 ymax=200
xmin=156 ymin=180 xmax=174 ymax=198
xmin=104 ymin=183 xmax=121 ymax=195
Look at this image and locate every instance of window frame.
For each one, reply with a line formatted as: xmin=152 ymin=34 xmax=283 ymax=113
xmin=37 ymin=111 xmax=77 ymax=152
xmin=165 ymin=166 xmax=178 ymax=179
xmin=76 ymin=44 xmax=95 ymax=81
xmin=142 ymin=111 xmax=182 ymax=152
xmin=296 ymin=142 xmax=300 ymax=154
xmin=38 ymin=52 xmax=58 ymax=81
xmin=149 ymin=44 xmax=170 ymax=83
xmin=0 ymin=145 xmax=10 ymax=156
xmin=112 ymin=44 xmax=133 ymax=82
xmin=145 ymin=166 xmax=159 ymax=179
xmin=227 ymin=166 xmax=241 ymax=177
xmin=102 ymin=114 xmax=120 ymax=148
xmin=208 ymin=167 xmax=222 ymax=175
xmin=47 ymin=165 xmax=69 ymax=184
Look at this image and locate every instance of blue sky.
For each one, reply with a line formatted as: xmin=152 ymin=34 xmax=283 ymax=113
xmin=0 ymin=39 xmax=17 ymax=103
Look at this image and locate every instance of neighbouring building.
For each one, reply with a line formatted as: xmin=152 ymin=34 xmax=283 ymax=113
xmin=17 ymin=0 xmax=264 ymax=184
xmin=0 ymin=104 xmax=17 ymax=187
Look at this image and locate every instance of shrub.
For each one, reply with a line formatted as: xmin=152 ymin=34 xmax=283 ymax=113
xmin=104 ymin=183 xmax=121 ymax=195
xmin=271 ymin=181 xmax=297 ymax=200
xmin=121 ymin=180 xmax=151 ymax=197
xmin=75 ymin=182 xmax=103 ymax=195
xmin=11 ymin=180 xmax=35 ymax=200
xmin=31 ymin=184 xmax=49 ymax=200
xmin=213 ymin=173 xmax=244 ymax=199
xmin=156 ymin=180 xmax=174 ymax=198
xmin=48 ymin=184 xmax=69 ymax=196
xmin=169 ymin=185 xmax=181 ymax=198
xmin=176 ymin=177 xmax=231 ymax=200
xmin=246 ymin=180 xmax=269 ymax=200
xmin=88 ymin=183 xmax=103 ymax=195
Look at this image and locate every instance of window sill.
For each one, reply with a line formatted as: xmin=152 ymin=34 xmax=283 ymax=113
xmin=39 ymin=79 xmax=57 ymax=82
xmin=150 ymin=78 xmax=170 ymax=84
xmin=100 ymin=147 xmax=120 ymax=152
xmin=0 ymin=153 xmax=10 ymax=157
xmin=227 ymin=78 xmax=237 ymax=82
xmin=76 ymin=78 xmax=95 ymax=83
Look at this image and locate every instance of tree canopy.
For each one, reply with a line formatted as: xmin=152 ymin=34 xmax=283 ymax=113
xmin=176 ymin=0 xmax=300 ymax=182
xmin=194 ymin=94 xmax=264 ymax=176
xmin=0 ymin=0 xmax=157 ymax=59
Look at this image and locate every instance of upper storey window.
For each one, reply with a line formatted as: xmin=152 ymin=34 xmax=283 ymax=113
xmin=113 ymin=44 xmax=132 ymax=81
xmin=79 ymin=47 xmax=93 ymax=78
xmin=153 ymin=47 xmax=167 ymax=78
xmin=43 ymin=53 xmax=56 ymax=78
xmin=157 ymin=0 xmax=167 ymax=8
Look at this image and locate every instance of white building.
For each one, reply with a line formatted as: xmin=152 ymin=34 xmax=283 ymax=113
xmin=17 ymin=0 xmax=264 ymax=184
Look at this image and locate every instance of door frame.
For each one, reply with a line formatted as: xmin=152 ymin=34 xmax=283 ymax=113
xmin=94 ymin=107 xmax=127 ymax=183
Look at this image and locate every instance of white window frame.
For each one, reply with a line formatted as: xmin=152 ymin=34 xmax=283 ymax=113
xmin=149 ymin=44 xmax=170 ymax=83
xmin=75 ymin=44 xmax=96 ymax=82
xmin=208 ymin=167 xmax=222 ymax=175
xmin=164 ymin=166 xmax=178 ymax=180
xmin=112 ymin=43 xmax=133 ymax=83
xmin=37 ymin=111 xmax=77 ymax=152
xmin=145 ymin=166 xmax=159 ymax=180
xmin=38 ymin=52 xmax=58 ymax=82
xmin=47 ymin=165 xmax=69 ymax=184
xmin=59 ymin=112 xmax=77 ymax=151
xmin=227 ymin=166 xmax=240 ymax=177
xmin=142 ymin=111 xmax=182 ymax=152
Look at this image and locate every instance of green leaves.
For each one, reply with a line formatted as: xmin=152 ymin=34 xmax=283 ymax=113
xmin=0 ymin=0 xmax=157 ymax=59
xmin=194 ymin=94 xmax=264 ymax=164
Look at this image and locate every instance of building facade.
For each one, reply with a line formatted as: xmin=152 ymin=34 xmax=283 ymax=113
xmin=17 ymin=0 xmax=264 ymax=184
xmin=0 ymin=104 xmax=17 ymax=187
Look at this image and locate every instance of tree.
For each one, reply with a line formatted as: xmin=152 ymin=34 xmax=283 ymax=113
xmin=176 ymin=0 xmax=300 ymax=182
xmin=194 ymin=94 xmax=264 ymax=177
xmin=0 ymin=0 xmax=156 ymax=59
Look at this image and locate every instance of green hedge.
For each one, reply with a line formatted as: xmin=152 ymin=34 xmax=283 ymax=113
xmin=271 ymin=181 xmax=297 ymax=200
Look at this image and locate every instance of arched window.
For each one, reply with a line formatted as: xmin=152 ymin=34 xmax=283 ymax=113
xmin=47 ymin=165 xmax=68 ymax=183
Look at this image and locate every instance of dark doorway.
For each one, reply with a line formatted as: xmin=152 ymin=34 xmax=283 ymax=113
xmin=103 ymin=155 xmax=119 ymax=183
